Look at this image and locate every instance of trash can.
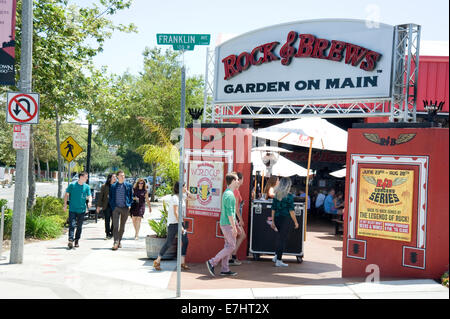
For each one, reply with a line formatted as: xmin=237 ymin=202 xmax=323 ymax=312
xmin=249 ymin=199 xmax=305 ymax=263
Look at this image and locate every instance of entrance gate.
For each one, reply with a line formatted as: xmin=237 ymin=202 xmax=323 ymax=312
xmin=184 ymin=20 xmax=447 ymax=280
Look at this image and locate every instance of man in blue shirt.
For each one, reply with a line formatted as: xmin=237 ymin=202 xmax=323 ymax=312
xmin=324 ymin=188 xmax=338 ymax=215
xmin=63 ymin=172 xmax=92 ymax=249
xmin=109 ymin=170 xmax=133 ymax=250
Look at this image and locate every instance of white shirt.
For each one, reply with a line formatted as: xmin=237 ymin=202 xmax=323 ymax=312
xmin=167 ymin=194 xmax=186 ymax=225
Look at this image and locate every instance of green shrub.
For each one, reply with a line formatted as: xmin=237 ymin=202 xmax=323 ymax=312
xmin=25 ymin=214 xmax=63 ymax=239
xmin=148 ymin=202 xmax=168 ymax=238
xmin=31 ymin=196 xmax=65 ymax=218
xmin=155 ymin=185 xmax=171 ymax=197
xmin=441 ymin=271 xmax=449 ymax=288
xmin=0 ymin=199 xmax=13 ymax=239
xmin=1 ymin=197 xmax=65 ymax=240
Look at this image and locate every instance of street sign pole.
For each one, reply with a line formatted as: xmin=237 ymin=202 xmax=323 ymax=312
xmin=10 ymin=0 xmax=33 ymax=264
xmin=176 ymin=62 xmax=186 ymax=298
xmin=157 ymin=33 xmax=210 ymax=298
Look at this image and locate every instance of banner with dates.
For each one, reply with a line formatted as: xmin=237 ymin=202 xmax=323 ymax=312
xmin=187 ymin=161 xmax=224 ymax=218
xmin=357 ymin=168 xmax=414 ymax=241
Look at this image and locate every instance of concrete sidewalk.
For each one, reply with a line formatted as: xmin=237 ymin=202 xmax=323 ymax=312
xmin=0 ymin=202 xmax=448 ymax=299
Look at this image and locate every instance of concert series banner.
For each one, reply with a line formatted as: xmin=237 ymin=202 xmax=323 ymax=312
xmin=0 ymin=0 xmax=16 ymax=85
xmin=357 ymin=168 xmax=414 ymax=242
xmin=187 ymin=161 xmax=224 ymax=218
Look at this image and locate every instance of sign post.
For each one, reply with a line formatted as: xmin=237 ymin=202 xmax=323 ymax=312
xmin=156 ymin=33 xmax=210 ymax=298
xmin=10 ymin=0 xmax=33 ymax=264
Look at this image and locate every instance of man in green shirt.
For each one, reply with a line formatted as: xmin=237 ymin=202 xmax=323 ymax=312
xmin=206 ymin=173 xmax=239 ymax=277
xmin=63 ymin=171 xmax=92 ymax=249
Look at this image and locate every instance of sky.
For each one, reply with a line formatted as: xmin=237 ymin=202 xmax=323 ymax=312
xmin=76 ymin=0 xmax=449 ymax=78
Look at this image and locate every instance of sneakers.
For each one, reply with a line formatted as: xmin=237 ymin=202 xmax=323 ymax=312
xmin=229 ymin=258 xmax=242 ymax=266
xmin=112 ymin=242 xmax=119 ymax=251
xmin=74 ymin=240 xmax=79 ymax=248
xmin=206 ymin=260 xmax=215 ymax=277
xmin=272 ymin=255 xmax=277 ymax=263
xmin=220 ymin=271 xmax=238 ymax=276
xmin=275 ymin=260 xmax=289 ymax=267
xmin=68 ymin=241 xmax=73 ymax=249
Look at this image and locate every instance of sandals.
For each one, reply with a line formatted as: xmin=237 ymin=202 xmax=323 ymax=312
xmin=181 ymin=263 xmax=190 ymax=270
xmin=153 ymin=260 xmax=189 ymax=271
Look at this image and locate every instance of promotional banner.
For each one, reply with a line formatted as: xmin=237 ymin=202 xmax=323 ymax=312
xmin=357 ymin=168 xmax=414 ymax=242
xmin=187 ymin=161 xmax=224 ymax=218
xmin=0 ymin=0 xmax=16 ymax=85
xmin=214 ymin=19 xmax=394 ymax=103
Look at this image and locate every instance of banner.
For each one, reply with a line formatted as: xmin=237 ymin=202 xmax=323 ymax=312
xmin=214 ymin=20 xmax=394 ymax=103
xmin=0 ymin=0 xmax=16 ymax=85
xmin=357 ymin=168 xmax=414 ymax=241
xmin=187 ymin=161 xmax=224 ymax=218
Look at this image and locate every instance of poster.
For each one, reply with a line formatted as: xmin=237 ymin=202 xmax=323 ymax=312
xmin=0 ymin=0 xmax=16 ymax=85
xmin=357 ymin=168 xmax=414 ymax=241
xmin=187 ymin=161 xmax=224 ymax=218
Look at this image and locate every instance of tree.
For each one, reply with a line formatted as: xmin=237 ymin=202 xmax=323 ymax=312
xmin=0 ymin=111 xmax=15 ymax=166
xmin=95 ymin=47 xmax=204 ymax=150
xmin=10 ymin=0 xmax=136 ymax=200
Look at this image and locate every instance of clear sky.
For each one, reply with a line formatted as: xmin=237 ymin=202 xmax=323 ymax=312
xmin=76 ymin=0 xmax=449 ymax=78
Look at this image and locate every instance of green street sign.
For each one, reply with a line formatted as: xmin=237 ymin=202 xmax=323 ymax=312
xmin=157 ymin=34 xmax=210 ymax=51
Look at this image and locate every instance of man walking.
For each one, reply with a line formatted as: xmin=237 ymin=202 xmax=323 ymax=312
xmin=63 ymin=171 xmax=92 ymax=249
xmin=206 ymin=173 xmax=239 ymax=277
xmin=109 ymin=170 xmax=133 ymax=250
xmin=229 ymin=172 xmax=246 ymax=266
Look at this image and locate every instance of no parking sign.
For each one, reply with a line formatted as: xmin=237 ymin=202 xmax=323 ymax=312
xmin=6 ymin=92 xmax=40 ymax=124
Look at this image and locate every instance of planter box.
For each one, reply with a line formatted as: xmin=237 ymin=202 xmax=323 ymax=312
xmin=145 ymin=235 xmax=176 ymax=260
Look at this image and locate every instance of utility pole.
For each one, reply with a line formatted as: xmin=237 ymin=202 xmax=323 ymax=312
xmin=86 ymin=123 xmax=92 ymax=184
xmin=10 ymin=0 xmax=33 ymax=264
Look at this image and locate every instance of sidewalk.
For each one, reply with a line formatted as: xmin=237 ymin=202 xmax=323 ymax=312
xmin=0 ymin=202 xmax=448 ymax=299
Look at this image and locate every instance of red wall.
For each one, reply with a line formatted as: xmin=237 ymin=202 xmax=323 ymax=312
xmin=342 ymin=127 xmax=449 ymax=279
xmin=184 ymin=124 xmax=252 ymax=263
xmin=416 ymin=56 xmax=449 ymax=113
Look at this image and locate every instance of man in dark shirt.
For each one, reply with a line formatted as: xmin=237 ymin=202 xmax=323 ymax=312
xmin=109 ymin=170 xmax=133 ymax=250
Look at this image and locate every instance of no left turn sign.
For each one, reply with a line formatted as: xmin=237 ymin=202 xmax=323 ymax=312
xmin=6 ymin=92 xmax=40 ymax=124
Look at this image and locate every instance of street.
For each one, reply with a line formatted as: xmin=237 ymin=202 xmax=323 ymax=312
xmin=0 ymin=181 xmax=60 ymax=209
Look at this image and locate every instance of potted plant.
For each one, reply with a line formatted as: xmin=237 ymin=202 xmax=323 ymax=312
xmin=146 ymin=201 xmax=176 ymax=259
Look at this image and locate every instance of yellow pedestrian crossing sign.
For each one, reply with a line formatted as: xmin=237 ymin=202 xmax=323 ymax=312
xmin=60 ymin=136 xmax=83 ymax=162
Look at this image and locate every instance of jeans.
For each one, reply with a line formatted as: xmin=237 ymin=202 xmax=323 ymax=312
xmin=274 ymin=215 xmax=291 ymax=260
xmin=103 ymin=206 xmax=113 ymax=237
xmin=159 ymin=223 xmax=189 ymax=257
xmin=112 ymin=207 xmax=129 ymax=244
xmin=209 ymin=225 xmax=236 ymax=272
xmin=68 ymin=211 xmax=84 ymax=242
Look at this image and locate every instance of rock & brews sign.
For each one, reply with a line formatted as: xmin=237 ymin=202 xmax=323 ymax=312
xmin=214 ymin=19 xmax=395 ymax=104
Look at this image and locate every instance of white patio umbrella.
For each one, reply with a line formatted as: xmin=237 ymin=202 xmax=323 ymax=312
xmin=330 ymin=168 xmax=347 ymax=178
xmin=252 ymin=151 xmax=308 ymax=177
xmin=253 ymin=118 xmax=348 ymax=152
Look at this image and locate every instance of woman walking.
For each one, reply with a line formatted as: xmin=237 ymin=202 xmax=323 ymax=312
xmin=153 ymin=181 xmax=195 ymax=271
xmin=270 ymin=177 xmax=299 ymax=267
xmin=130 ymin=178 xmax=152 ymax=240
xmin=97 ymin=173 xmax=117 ymax=239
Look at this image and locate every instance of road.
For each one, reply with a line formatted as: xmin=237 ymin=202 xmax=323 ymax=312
xmin=0 ymin=181 xmax=60 ymax=209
